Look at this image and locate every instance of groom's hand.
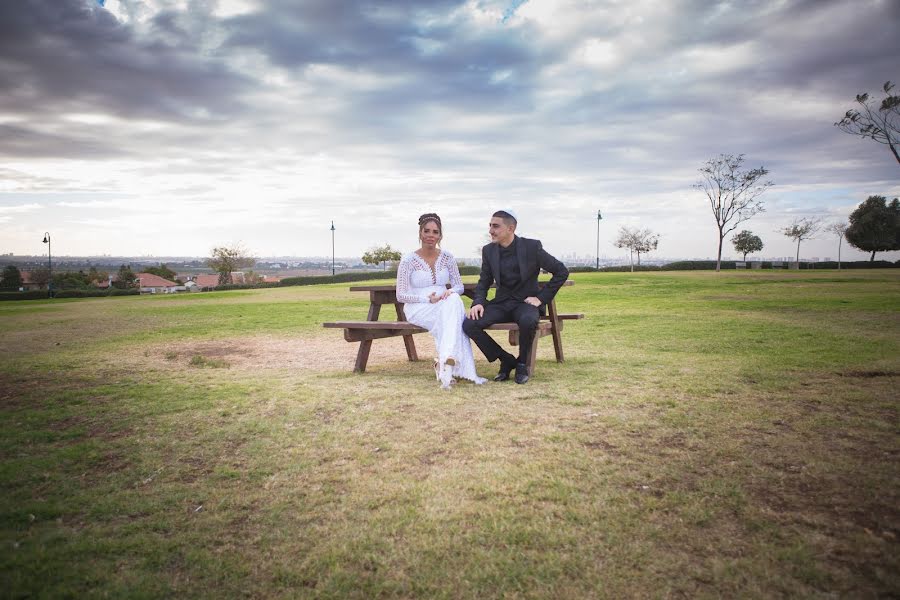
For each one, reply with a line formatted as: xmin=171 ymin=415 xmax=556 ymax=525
xmin=468 ymin=304 xmax=484 ymax=319
xmin=524 ymin=297 xmax=542 ymax=307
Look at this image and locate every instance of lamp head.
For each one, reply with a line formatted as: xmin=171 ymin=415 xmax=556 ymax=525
xmin=42 ymin=233 xmax=49 ymax=243
xmin=597 ymin=211 xmax=602 ymax=220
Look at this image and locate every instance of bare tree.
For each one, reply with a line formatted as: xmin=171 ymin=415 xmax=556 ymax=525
xmin=835 ymin=81 xmax=900 ymax=165
xmin=781 ymin=218 xmax=822 ymax=263
xmin=825 ymin=221 xmax=848 ymax=269
xmin=694 ymin=154 xmax=773 ymax=272
xmin=208 ymin=244 xmax=256 ymax=286
xmin=29 ymin=266 xmax=50 ymax=289
xmin=614 ymin=226 xmax=659 ymax=272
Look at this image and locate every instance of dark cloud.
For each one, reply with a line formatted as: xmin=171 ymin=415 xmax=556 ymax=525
xmin=0 ymin=124 xmax=126 ymax=159
xmin=223 ymin=0 xmax=552 ymax=114
xmin=0 ymin=0 xmax=251 ymax=125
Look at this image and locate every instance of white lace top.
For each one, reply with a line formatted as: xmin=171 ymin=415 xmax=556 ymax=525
xmin=396 ymin=250 xmax=464 ymax=303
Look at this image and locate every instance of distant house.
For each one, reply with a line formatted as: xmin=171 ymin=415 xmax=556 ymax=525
xmin=192 ymin=274 xmax=221 ymax=289
xmin=260 ymin=275 xmax=281 ymax=284
xmin=18 ymin=271 xmax=42 ymax=291
xmin=135 ymin=272 xmax=184 ymax=294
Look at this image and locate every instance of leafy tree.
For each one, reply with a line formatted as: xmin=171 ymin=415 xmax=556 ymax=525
xmin=87 ymin=266 xmax=109 ymax=285
xmin=845 ymin=195 xmax=900 ymax=261
xmin=614 ymin=226 xmax=659 ymax=272
xmin=143 ymin=264 xmax=178 ymax=282
xmin=362 ymin=244 xmax=402 ymax=271
xmin=207 ymin=244 xmax=256 ymax=285
xmin=1 ymin=265 xmax=23 ymax=290
xmin=781 ymin=218 xmax=821 ymax=263
xmin=694 ymin=154 xmax=773 ymax=272
xmin=52 ymin=270 xmax=91 ymax=290
xmin=113 ymin=265 xmax=139 ymax=289
xmin=731 ymin=230 xmax=764 ymax=261
xmin=29 ymin=266 xmax=51 ymax=289
xmin=825 ymin=221 xmax=848 ymax=269
xmin=835 ymin=81 xmax=900 ymax=165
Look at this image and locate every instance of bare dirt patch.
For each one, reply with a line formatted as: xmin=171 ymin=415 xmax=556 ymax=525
xmin=133 ymin=332 xmax=442 ymax=372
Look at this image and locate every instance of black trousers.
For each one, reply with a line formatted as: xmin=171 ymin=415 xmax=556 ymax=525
xmin=463 ymin=298 xmax=540 ymax=365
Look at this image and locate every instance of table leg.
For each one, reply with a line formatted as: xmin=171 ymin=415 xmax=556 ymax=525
xmin=394 ymin=302 xmax=419 ymax=362
xmin=527 ymin=333 xmax=539 ymax=375
xmin=548 ymin=299 xmax=564 ymax=362
xmin=354 ymin=302 xmax=382 ymax=373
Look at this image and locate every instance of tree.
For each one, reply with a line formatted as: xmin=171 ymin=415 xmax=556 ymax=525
xmin=845 ymin=195 xmax=900 ymax=261
xmin=113 ymin=265 xmax=138 ymax=289
xmin=87 ymin=266 xmax=109 ymax=285
xmin=143 ymin=264 xmax=178 ymax=282
xmin=52 ymin=270 xmax=91 ymax=290
xmin=1 ymin=265 xmax=23 ymax=290
xmin=825 ymin=221 xmax=848 ymax=269
xmin=731 ymin=230 xmax=764 ymax=261
xmin=835 ymin=81 xmax=900 ymax=165
xmin=362 ymin=244 xmax=402 ymax=271
xmin=30 ymin=266 xmax=50 ymax=289
xmin=207 ymin=244 xmax=256 ymax=285
xmin=614 ymin=226 xmax=659 ymax=272
xmin=781 ymin=218 xmax=821 ymax=263
xmin=694 ymin=154 xmax=773 ymax=272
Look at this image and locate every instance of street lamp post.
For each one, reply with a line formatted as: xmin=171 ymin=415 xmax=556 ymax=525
xmin=330 ymin=221 xmax=336 ymax=276
xmin=42 ymin=232 xmax=52 ymax=298
xmin=596 ymin=210 xmax=602 ymax=270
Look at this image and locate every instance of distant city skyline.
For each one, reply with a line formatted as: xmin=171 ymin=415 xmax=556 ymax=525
xmin=1 ymin=0 xmax=898 ymax=263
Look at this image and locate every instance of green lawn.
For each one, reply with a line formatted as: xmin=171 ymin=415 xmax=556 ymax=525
xmin=1 ymin=270 xmax=898 ymax=598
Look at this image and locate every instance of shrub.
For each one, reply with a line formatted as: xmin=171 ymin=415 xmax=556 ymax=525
xmin=0 ymin=291 xmax=50 ymax=301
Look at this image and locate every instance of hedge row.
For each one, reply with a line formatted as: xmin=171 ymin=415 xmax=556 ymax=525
xmin=570 ymin=260 xmax=900 ymax=273
xmin=0 ymin=288 xmax=140 ymax=301
xmin=569 ymin=265 xmax=662 ymax=272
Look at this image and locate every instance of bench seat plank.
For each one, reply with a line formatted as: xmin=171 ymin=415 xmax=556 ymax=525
xmin=322 ymin=314 xmax=583 ymax=329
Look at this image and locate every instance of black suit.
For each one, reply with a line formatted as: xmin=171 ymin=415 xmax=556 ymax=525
xmin=463 ymin=236 xmax=569 ymax=368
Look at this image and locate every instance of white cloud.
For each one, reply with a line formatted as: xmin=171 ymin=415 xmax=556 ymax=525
xmin=0 ymin=0 xmax=897 ymax=262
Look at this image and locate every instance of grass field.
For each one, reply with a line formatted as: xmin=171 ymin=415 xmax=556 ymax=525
xmin=1 ymin=270 xmax=898 ymax=598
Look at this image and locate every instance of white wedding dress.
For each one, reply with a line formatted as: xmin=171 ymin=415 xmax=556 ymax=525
xmin=396 ymin=250 xmax=486 ymax=387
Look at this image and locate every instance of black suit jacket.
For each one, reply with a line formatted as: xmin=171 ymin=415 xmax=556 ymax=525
xmin=472 ymin=236 xmax=569 ymax=308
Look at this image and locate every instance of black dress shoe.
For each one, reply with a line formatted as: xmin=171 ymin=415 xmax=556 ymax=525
xmin=494 ymin=358 xmax=516 ymax=382
xmin=514 ymin=363 xmax=529 ymax=384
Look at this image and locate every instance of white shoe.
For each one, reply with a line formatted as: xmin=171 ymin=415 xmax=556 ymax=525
xmin=439 ymin=359 xmax=455 ymax=389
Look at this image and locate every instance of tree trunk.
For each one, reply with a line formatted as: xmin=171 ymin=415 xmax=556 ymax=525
xmin=716 ymin=233 xmax=723 ymax=272
xmin=629 ymin=249 xmax=634 ymax=272
xmin=795 ymin=240 xmax=801 ymax=263
xmin=743 ymin=251 xmax=748 ymax=261
xmin=870 ymin=250 xmax=876 ymax=262
xmin=837 ymin=238 xmax=842 ymax=269
xmin=890 ymin=141 xmax=900 ymax=165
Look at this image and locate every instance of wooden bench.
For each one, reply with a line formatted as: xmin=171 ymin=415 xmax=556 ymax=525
xmin=323 ymin=281 xmax=583 ymax=375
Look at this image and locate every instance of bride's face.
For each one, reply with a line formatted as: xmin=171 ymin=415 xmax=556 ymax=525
xmin=420 ymin=221 xmax=442 ymax=248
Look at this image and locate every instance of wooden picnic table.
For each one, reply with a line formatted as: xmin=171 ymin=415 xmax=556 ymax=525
xmin=323 ymin=281 xmax=581 ymax=374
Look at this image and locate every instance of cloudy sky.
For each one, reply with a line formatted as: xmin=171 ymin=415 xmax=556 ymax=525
xmin=1 ymin=0 xmax=898 ymax=262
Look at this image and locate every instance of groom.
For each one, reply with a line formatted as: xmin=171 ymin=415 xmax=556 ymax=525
xmin=463 ymin=210 xmax=569 ymax=384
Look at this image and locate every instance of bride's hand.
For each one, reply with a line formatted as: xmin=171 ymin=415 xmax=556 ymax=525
xmin=428 ymin=292 xmax=439 ymax=303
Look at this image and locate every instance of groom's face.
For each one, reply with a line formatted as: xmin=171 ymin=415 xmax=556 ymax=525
xmin=489 ymin=217 xmax=516 ymax=246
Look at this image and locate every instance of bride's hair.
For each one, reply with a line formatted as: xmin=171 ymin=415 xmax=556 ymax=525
xmin=418 ymin=213 xmax=442 ymax=233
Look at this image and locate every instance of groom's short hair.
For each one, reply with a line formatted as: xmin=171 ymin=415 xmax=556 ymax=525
xmin=493 ymin=210 xmax=517 ymax=227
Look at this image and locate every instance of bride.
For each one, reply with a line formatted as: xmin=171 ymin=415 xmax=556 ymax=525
xmin=396 ymin=213 xmax=487 ymax=389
